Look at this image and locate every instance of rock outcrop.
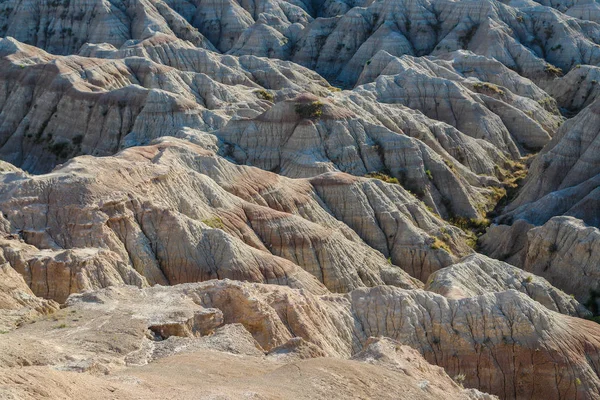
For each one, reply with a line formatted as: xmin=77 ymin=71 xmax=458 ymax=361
xmin=2 ymin=137 xmax=486 ymax=299
xmin=2 ymin=280 xmax=599 ymax=399
xmin=0 ymin=253 xmax=58 ymax=332
xmin=426 ymin=253 xmax=590 ymax=317
xmin=502 ymin=104 xmax=600 ymax=230
xmin=2 ymin=0 xmax=600 ymax=399
xmin=523 ymin=217 xmax=600 ymax=307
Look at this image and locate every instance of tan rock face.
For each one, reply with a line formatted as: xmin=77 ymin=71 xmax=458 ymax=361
xmin=2 ymin=280 xmax=599 ymax=399
xmin=1 ymin=138 xmax=479 ymax=299
xmin=0 ymin=255 xmax=58 ymax=332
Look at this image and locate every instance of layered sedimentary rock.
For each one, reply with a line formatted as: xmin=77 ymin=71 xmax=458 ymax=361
xmin=2 ymin=280 xmax=599 ymax=399
xmin=523 ymin=217 xmax=600 ymax=306
xmin=426 ymin=253 xmax=590 ymax=317
xmin=505 ymin=98 xmax=600 ymax=227
xmin=1 ymin=36 xmax=528 ymax=226
xmin=0 ymin=251 xmax=58 ymax=332
xmin=0 ymin=0 xmax=216 ymax=54
xmin=0 ymin=36 xmax=334 ymax=173
xmin=481 ymin=98 xmax=600 ymax=267
xmin=1 ymin=0 xmax=600 ymax=399
xmin=217 ymin=93 xmax=506 ymax=220
xmin=1 ymin=137 xmax=491 ymax=299
xmin=353 ymin=54 xmax=560 ymax=155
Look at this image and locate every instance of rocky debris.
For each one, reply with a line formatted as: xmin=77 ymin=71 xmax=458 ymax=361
xmin=150 ymin=323 xmax=266 ymax=361
xmin=426 ymin=253 xmax=590 ymax=317
xmin=1 ymin=280 xmax=599 ymax=399
xmin=148 ymin=308 xmax=223 ymax=339
xmin=267 ymin=336 xmax=329 ymax=360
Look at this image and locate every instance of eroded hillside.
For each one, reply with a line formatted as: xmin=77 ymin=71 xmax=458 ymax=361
xmin=1 ymin=0 xmax=600 ymax=399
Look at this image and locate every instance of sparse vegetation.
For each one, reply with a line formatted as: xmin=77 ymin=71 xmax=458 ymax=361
xmin=537 ymin=96 xmax=558 ymax=113
xmin=430 ymin=236 xmax=451 ymax=252
xmin=453 ymin=373 xmax=466 ymax=387
xmin=425 ymin=169 xmax=433 ymax=180
xmin=473 ymin=82 xmax=504 ymax=95
xmin=54 ymin=323 xmax=68 ymax=329
xmin=365 ymin=172 xmax=399 ymax=184
xmin=48 ymin=140 xmax=72 ymax=158
xmin=449 ymin=217 xmax=490 ymax=232
xmin=256 ymin=90 xmax=274 ymax=101
xmin=544 ymin=63 xmax=563 ymax=77
xmin=202 ymin=217 xmax=225 ymax=229
xmin=295 ymin=101 xmax=323 ymax=119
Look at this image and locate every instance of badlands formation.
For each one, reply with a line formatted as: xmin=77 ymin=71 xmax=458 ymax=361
xmin=1 ymin=0 xmax=600 ymax=399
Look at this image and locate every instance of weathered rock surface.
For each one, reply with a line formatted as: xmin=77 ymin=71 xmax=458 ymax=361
xmin=0 ymin=251 xmax=58 ymax=332
xmin=2 ymin=137 xmax=485 ymax=298
xmin=356 ymin=50 xmax=561 ymax=153
xmin=523 ymin=217 xmax=600 ymax=307
xmin=506 ymin=98 xmax=600 ymax=225
xmin=0 ymin=349 xmax=493 ymax=399
xmin=218 ymin=93 xmax=506 ymax=220
xmin=2 ymin=1 xmax=600 ymax=399
xmin=426 ymin=253 xmax=590 ymax=317
xmin=2 ymin=280 xmax=599 ymax=399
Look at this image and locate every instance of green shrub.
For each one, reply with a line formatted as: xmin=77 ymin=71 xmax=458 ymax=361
xmin=295 ymin=101 xmax=323 ymax=119
xmin=256 ymin=90 xmax=274 ymax=101
xmin=202 ymin=217 xmax=225 ymax=229
xmin=544 ymin=63 xmax=563 ymax=77
xmin=48 ymin=141 xmax=72 ymax=158
xmin=365 ymin=172 xmax=399 ymax=184
xmin=473 ymin=82 xmax=504 ymax=95
xmin=453 ymin=373 xmax=466 ymax=387
xmin=430 ymin=237 xmax=451 ymax=252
